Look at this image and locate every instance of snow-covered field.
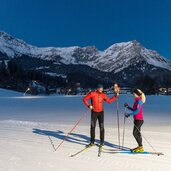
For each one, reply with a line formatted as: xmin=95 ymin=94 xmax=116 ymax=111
xmin=0 ymin=88 xmax=171 ymax=171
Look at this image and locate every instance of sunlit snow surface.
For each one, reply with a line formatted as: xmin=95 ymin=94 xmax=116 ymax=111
xmin=0 ymin=88 xmax=171 ymax=171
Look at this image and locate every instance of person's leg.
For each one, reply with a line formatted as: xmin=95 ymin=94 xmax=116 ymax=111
xmin=98 ymin=111 xmax=104 ymax=145
xmin=90 ymin=111 xmax=98 ymax=144
xmin=133 ymin=120 xmax=144 ymax=146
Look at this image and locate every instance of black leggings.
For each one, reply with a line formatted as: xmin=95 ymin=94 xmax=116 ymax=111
xmin=90 ymin=111 xmax=104 ymax=144
xmin=133 ymin=120 xmax=144 ymax=146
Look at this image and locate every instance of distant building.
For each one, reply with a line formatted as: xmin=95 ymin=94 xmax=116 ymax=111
xmin=159 ymin=87 xmax=171 ymax=95
xmin=29 ymin=81 xmax=46 ymax=95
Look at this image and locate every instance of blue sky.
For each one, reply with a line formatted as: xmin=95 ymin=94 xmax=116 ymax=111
xmin=0 ymin=0 xmax=171 ymax=59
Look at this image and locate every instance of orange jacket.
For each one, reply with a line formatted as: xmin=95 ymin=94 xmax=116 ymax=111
xmin=83 ymin=91 xmax=117 ymax=112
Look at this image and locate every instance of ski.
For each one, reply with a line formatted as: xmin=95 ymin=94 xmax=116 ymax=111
xmin=98 ymin=146 xmax=103 ymax=157
xmin=102 ymin=149 xmax=164 ymax=156
xmin=70 ymin=145 xmax=94 ymax=157
xmin=102 ymin=147 xmax=131 ymax=152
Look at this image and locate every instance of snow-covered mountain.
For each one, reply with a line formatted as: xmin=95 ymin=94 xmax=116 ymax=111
xmin=0 ymin=31 xmax=171 ymax=74
xmin=96 ymin=41 xmax=171 ymax=73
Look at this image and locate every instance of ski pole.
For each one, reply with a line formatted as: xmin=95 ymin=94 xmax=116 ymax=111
xmin=122 ymin=107 xmax=126 ymax=149
xmin=55 ymin=109 xmax=89 ymax=152
xmin=128 ymin=117 xmax=157 ymax=153
xmin=48 ymin=136 xmax=56 ymax=151
xmin=116 ymin=98 xmax=121 ymax=149
xmin=114 ymin=83 xmax=121 ymax=149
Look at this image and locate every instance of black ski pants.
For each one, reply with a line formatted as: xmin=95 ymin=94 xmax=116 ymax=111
xmin=90 ymin=111 xmax=104 ymax=144
xmin=133 ymin=119 xmax=144 ymax=146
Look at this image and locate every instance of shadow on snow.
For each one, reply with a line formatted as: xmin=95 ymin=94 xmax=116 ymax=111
xmin=32 ymin=128 xmax=130 ymax=150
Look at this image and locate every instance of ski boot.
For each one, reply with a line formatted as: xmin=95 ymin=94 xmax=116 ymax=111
xmin=86 ymin=142 xmax=95 ymax=148
xmin=99 ymin=142 xmax=104 ymax=148
xmin=132 ymin=146 xmax=144 ymax=152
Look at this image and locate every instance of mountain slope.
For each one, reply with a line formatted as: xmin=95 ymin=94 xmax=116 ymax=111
xmin=0 ymin=31 xmax=171 ymax=89
xmin=0 ymin=31 xmax=171 ymax=73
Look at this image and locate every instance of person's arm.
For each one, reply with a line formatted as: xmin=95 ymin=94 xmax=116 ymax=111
xmin=124 ymin=103 xmax=134 ymax=111
xmin=129 ymin=100 xmax=143 ymax=116
xmin=103 ymin=94 xmax=118 ymax=104
xmin=127 ymin=106 xmax=134 ymax=111
xmin=83 ymin=92 xmax=93 ymax=107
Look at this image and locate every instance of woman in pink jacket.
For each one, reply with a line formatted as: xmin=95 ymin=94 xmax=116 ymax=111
xmin=124 ymin=89 xmax=146 ymax=152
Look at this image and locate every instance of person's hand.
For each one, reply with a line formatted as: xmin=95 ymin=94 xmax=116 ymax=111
xmin=114 ymin=84 xmax=120 ymax=96
xmin=115 ymin=92 xmax=120 ymax=97
xmin=125 ymin=113 xmax=130 ymax=118
xmin=124 ymin=103 xmax=129 ymax=108
xmin=88 ymin=105 xmax=93 ymax=110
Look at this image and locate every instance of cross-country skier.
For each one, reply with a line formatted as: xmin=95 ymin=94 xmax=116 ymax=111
xmin=124 ymin=89 xmax=146 ymax=152
xmin=83 ymin=83 xmax=120 ymax=147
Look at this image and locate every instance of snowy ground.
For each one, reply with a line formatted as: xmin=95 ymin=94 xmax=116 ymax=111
xmin=0 ymin=88 xmax=171 ymax=171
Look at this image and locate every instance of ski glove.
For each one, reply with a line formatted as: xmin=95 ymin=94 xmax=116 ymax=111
xmin=124 ymin=103 xmax=129 ymax=108
xmin=125 ymin=113 xmax=130 ymax=118
xmin=88 ymin=105 xmax=93 ymax=110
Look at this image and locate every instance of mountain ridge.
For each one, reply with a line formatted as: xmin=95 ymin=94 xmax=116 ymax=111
xmin=0 ymin=31 xmax=171 ymax=74
xmin=0 ymin=31 xmax=171 ymax=90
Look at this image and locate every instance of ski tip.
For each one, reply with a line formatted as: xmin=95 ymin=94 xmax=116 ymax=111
xmin=98 ymin=152 xmax=102 ymax=157
xmin=70 ymin=154 xmax=77 ymax=157
xmin=157 ymin=152 xmax=164 ymax=156
xmin=131 ymin=151 xmax=164 ymax=156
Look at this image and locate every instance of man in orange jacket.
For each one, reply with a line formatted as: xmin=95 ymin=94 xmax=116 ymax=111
xmin=83 ymin=83 xmax=120 ymax=147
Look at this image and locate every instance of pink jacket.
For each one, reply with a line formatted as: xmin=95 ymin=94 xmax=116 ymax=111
xmin=130 ymin=97 xmax=144 ymax=120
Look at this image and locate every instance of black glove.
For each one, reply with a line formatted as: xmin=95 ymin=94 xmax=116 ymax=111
xmin=125 ymin=113 xmax=130 ymax=118
xmin=124 ymin=103 xmax=129 ymax=108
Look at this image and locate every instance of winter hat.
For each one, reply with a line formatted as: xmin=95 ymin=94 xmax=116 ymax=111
xmin=133 ymin=89 xmax=146 ymax=103
xmin=133 ymin=89 xmax=142 ymax=96
xmin=97 ymin=84 xmax=103 ymax=89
